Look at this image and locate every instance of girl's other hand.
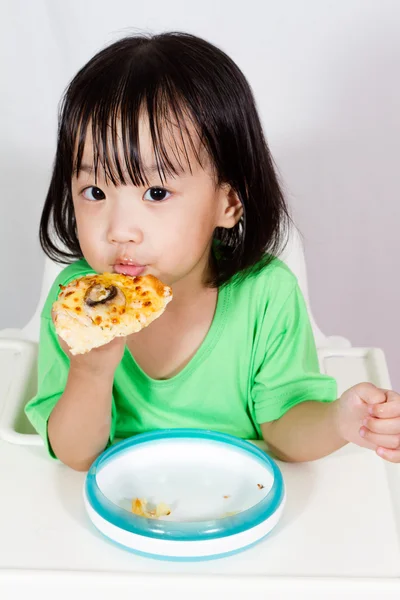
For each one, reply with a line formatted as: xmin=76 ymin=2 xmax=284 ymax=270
xmin=335 ymin=383 xmax=400 ymax=462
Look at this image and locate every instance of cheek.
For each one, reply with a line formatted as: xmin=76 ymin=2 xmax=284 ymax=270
xmin=74 ymin=209 xmax=107 ymax=264
xmin=155 ymin=202 xmax=217 ymax=261
xmin=76 ymin=219 xmax=96 ymax=249
xmin=74 ymin=201 xmax=105 ymax=240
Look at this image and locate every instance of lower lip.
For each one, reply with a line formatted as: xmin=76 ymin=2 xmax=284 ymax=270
xmin=114 ymin=264 xmax=147 ymax=277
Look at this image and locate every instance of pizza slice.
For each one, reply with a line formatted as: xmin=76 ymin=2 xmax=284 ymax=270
xmin=52 ymin=273 xmax=173 ymax=355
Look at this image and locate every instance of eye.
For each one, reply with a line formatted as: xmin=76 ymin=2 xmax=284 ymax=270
xmin=143 ymin=187 xmax=171 ymax=202
xmin=82 ymin=186 xmax=106 ymax=201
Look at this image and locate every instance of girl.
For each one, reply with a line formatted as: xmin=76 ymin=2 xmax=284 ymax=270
xmin=25 ymin=32 xmax=400 ymax=471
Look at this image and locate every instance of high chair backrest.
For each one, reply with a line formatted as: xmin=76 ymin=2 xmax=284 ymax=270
xmin=21 ymin=226 xmax=331 ymax=347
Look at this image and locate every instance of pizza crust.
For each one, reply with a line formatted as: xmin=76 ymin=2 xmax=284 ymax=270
xmin=53 ymin=273 xmax=173 ymax=355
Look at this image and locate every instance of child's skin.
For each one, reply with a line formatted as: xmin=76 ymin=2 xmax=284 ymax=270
xmin=48 ymin=115 xmax=400 ymax=471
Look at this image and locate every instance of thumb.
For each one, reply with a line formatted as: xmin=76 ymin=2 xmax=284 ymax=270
xmin=353 ymin=382 xmax=387 ymax=406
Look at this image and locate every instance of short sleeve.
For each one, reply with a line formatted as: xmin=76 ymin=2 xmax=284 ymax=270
xmin=251 ymin=282 xmax=337 ymax=424
xmin=24 ymin=315 xmax=117 ymax=460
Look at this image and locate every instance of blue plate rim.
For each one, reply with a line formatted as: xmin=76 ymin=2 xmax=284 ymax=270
xmin=85 ymin=429 xmax=285 ymax=542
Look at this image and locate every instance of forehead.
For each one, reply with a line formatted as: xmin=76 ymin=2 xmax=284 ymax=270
xmin=73 ymin=110 xmax=212 ymax=184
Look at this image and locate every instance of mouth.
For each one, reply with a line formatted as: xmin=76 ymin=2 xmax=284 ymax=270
xmin=114 ymin=264 xmax=147 ymax=277
xmin=113 ymin=260 xmax=147 ymax=277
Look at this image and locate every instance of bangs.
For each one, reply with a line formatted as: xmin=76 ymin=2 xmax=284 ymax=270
xmin=69 ymin=75 xmax=207 ymax=187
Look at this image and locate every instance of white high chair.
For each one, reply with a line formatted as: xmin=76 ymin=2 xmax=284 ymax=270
xmin=0 ymin=227 xmax=399 ymax=600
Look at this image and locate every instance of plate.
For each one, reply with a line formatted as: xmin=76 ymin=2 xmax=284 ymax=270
xmin=84 ymin=429 xmax=285 ymax=560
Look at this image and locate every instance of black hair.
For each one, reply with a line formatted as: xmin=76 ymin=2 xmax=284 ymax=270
xmin=40 ymin=31 xmax=291 ymax=286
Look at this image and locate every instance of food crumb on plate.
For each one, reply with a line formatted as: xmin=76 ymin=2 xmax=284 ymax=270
xmin=131 ymin=498 xmax=171 ymax=518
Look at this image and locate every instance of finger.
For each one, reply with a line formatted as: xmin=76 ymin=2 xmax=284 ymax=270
xmin=368 ymin=397 xmax=400 ymax=419
xmin=362 ymin=416 xmax=400 ymax=435
xmin=354 ymin=382 xmax=387 ymax=406
xmin=359 ymin=428 xmax=400 ymax=450
xmin=376 ymin=447 xmax=400 ymax=463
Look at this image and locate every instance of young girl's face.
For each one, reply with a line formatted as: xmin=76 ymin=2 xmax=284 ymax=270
xmin=71 ymin=116 xmax=241 ymax=288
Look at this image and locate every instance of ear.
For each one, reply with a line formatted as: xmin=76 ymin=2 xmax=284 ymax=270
xmin=216 ymin=185 xmax=243 ymax=229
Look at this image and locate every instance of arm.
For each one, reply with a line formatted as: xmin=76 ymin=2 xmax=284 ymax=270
xmin=24 ymin=269 xmax=126 ymax=469
xmin=250 ymin=274 xmax=340 ymax=460
xmin=250 ymin=270 xmax=397 ymax=462
xmin=261 ymin=400 xmax=346 ymax=463
xmin=261 ymin=383 xmax=400 ymax=463
xmin=48 ymin=366 xmax=114 ymax=471
xmin=48 ymin=335 xmax=126 ymax=471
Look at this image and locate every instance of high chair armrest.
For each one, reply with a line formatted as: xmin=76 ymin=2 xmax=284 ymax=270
xmin=0 ymin=338 xmax=40 ymax=445
xmin=318 ymin=347 xmax=392 ymax=396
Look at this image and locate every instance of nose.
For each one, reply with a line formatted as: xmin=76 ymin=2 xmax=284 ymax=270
xmin=107 ymin=202 xmax=144 ymax=245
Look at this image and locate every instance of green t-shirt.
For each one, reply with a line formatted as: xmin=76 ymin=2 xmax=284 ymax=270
xmin=25 ymin=257 xmax=337 ymax=459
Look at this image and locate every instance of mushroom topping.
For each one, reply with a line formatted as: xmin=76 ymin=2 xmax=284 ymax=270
xmin=84 ymin=284 xmax=118 ymax=307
